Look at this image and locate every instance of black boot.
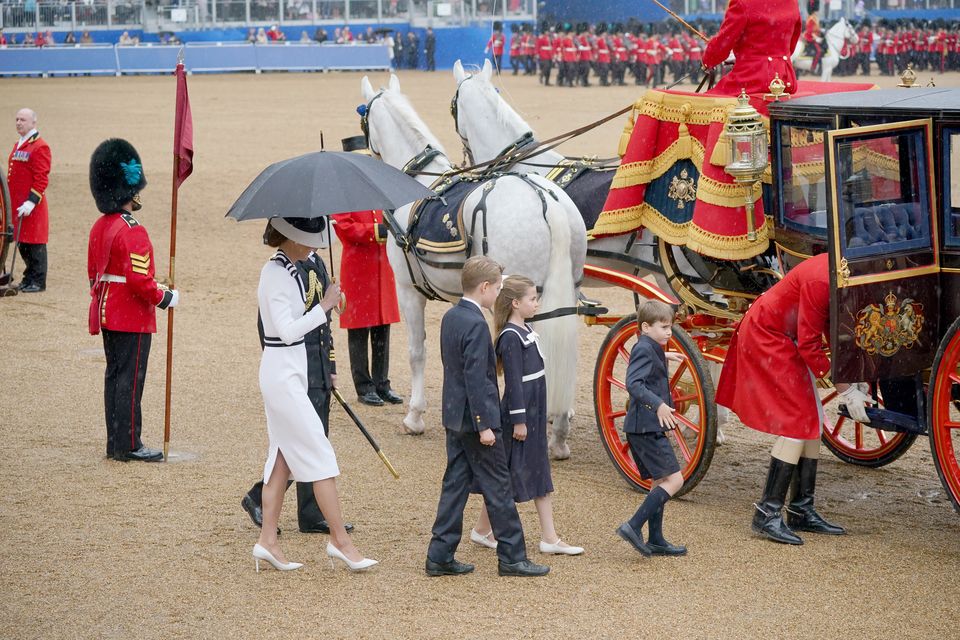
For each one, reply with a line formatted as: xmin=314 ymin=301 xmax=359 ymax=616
xmin=751 ymin=458 xmax=803 ymax=545
xmin=786 ymin=458 xmax=846 ymax=535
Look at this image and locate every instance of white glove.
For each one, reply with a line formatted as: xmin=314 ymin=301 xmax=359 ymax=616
xmin=17 ymin=201 xmax=35 ymax=217
xmin=168 ymin=289 xmax=180 ymax=308
xmin=839 ymin=385 xmax=873 ymax=423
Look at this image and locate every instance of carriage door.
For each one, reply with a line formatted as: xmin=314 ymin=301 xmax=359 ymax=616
xmin=825 ymin=119 xmax=940 ymax=383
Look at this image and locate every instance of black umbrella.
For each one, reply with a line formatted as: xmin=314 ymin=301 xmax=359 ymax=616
xmin=225 ymin=150 xmax=434 ymax=221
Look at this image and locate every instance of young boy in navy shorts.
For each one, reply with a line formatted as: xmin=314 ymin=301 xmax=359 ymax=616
xmin=616 ymin=300 xmax=688 ymax=557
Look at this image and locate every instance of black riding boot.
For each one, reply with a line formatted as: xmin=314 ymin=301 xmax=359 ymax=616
xmin=752 ymin=457 xmax=803 ymax=545
xmin=786 ymin=457 xmax=846 ymax=535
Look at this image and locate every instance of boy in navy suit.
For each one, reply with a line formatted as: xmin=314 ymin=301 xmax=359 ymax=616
xmin=616 ymin=300 xmax=688 ymax=557
xmin=426 ymin=256 xmax=549 ymax=578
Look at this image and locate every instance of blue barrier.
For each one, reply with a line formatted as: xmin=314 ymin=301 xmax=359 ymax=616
xmin=0 ymin=42 xmax=391 ymax=76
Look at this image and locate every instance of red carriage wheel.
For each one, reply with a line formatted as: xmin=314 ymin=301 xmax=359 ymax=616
xmin=594 ymin=314 xmax=717 ymax=496
xmin=929 ymin=316 xmax=960 ymax=513
xmin=820 ymin=385 xmax=917 ymax=467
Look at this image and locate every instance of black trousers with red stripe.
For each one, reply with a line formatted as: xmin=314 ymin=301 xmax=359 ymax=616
xmin=102 ymin=329 xmax=151 ymax=455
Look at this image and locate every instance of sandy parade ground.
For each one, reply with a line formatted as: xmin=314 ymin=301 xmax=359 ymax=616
xmin=1 ymin=66 xmax=959 ymax=639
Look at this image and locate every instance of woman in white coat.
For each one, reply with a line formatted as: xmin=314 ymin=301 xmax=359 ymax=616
xmin=253 ymin=216 xmax=377 ymax=573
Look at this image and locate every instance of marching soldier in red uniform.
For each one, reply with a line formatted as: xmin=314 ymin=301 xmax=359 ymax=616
xmin=7 ymin=108 xmax=51 ymax=292
xmin=522 ymin=24 xmax=537 ymax=75
xmin=508 ymin=23 xmax=522 ymax=76
xmin=537 ymin=23 xmax=556 ymax=85
xmin=858 ymin=25 xmax=873 ymax=75
xmin=702 ymin=0 xmax=802 ymax=96
xmin=559 ymin=23 xmax=578 ymax=88
xmin=87 ymin=138 xmax=179 ymax=462
xmin=717 ymin=254 xmax=870 ymax=545
xmin=331 ymin=136 xmax=403 ymax=407
xmin=611 ymin=24 xmax=629 ymax=86
xmin=576 ymin=22 xmax=594 ymax=87
xmin=595 ymin=23 xmax=611 ymax=86
xmin=485 ymin=21 xmax=506 ymax=74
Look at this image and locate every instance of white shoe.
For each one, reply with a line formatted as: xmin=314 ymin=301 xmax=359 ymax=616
xmin=253 ymin=543 xmax=304 ymax=572
xmin=326 ymin=542 xmax=378 ymax=572
xmin=539 ymin=539 xmax=584 ymax=555
xmin=470 ymin=528 xmax=498 ymax=549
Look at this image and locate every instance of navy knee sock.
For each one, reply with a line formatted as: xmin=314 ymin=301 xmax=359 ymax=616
xmin=628 ymin=486 xmax=670 ymax=535
xmin=648 ymin=505 xmax=668 ymax=545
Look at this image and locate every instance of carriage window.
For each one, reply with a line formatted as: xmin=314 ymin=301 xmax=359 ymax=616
xmin=834 ymin=128 xmax=932 ymax=259
xmin=776 ymin=123 xmax=829 ymax=237
xmin=946 ymin=129 xmax=960 ymax=247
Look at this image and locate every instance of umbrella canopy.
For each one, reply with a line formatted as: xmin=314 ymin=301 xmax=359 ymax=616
xmin=226 ymin=150 xmax=435 ymax=221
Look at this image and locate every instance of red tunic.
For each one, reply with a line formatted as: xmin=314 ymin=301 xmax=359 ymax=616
xmin=702 ymin=0 xmax=802 ymax=96
xmin=596 ymin=36 xmax=611 ymax=63
xmin=537 ymin=34 xmax=553 ymax=60
xmin=486 ymin=33 xmax=505 ymax=56
xmin=7 ymin=132 xmax=51 ymax=244
xmin=87 ymin=213 xmax=168 ymax=334
xmin=509 ymin=34 xmax=520 ymax=57
xmin=577 ymin=34 xmax=594 ymax=61
xmin=522 ymin=33 xmax=536 ymax=56
xmin=331 ymin=210 xmax=400 ymax=330
xmin=561 ymin=35 xmax=578 ymax=62
xmin=716 ymin=253 xmax=831 ymax=439
xmin=803 ymin=13 xmax=820 ymax=43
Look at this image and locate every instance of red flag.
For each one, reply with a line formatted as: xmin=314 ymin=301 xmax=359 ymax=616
xmin=174 ymin=62 xmax=193 ymax=187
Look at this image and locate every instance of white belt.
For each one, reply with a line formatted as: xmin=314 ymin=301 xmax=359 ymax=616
xmin=100 ymin=273 xmax=126 ymax=283
xmin=522 ymin=369 xmax=545 ymax=383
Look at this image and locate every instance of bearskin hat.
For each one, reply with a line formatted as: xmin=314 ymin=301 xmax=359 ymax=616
xmin=510 ymin=22 xmax=520 ymax=32
xmin=493 ymin=21 xmax=503 ymax=31
xmin=596 ymin=22 xmax=607 ymax=35
xmin=89 ymin=138 xmax=147 ymax=214
xmin=808 ymin=0 xmax=820 ymax=12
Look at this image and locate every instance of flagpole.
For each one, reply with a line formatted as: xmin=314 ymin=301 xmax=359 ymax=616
xmin=163 ymin=50 xmax=186 ymax=462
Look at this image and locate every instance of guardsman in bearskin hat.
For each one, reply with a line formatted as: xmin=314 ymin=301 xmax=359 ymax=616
xmin=803 ymin=0 xmax=823 ymax=75
xmin=575 ymin=22 xmax=594 ymax=86
xmin=485 ymin=21 xmax=506 ymax=73
xmin=560 ymin=22 xmax=578 ymax=87
xmin=595 ymin=23 xmax=612 ymax=86
xmin=509 ymin=22 xmax=522 ymax=75
xmin=87 ymin=138 xmax=178 ymax=462
xmin=522 ymin=23 xmax=537 ymax=75
xmin=537 ymin=22 xmax=556 ymax=85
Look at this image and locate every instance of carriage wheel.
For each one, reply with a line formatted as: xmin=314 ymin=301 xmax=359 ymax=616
xmin=0 ymin=173 xmax=11 ymax=270
xmin=820 ymin=385 xmax=917 ymax=468
xmin=928 ymin=316 xmax=960 ymax=513
xmin=594 ymin=314 xmax=717 ymax=496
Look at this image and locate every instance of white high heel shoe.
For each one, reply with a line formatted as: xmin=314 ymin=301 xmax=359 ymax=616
xmin=253 ymin=543 xmax=304 ymax=573
xmin=470 ymin=528 xmax=498 ymax=549
xmin=326 ymin=542 xmax=378 ymax=572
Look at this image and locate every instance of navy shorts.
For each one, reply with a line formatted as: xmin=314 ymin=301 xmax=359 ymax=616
xmin=626 ymin=432 xmax=681 ymax=481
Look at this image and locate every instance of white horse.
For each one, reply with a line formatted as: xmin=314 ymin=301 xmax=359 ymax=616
xmin=361 ymin=74 xmax=585 ymax=458
xmin=451 ymin=59 xmax=736 ymax=442
xmin=792 ymin=17 xmax=859 ymax=82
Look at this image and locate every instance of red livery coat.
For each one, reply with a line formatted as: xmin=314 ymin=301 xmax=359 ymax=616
xmin=702 ymin=0 xmax=802 ymax=96
xmin=87 ymin=213 xmax=168 ymax=334
xmin=716 ymin=253 xmax=830 ymax=439
xmin=7 ymin=132 xmax=51 ymax=244
xmin=331 ymin=210 xmax=400 ymax=330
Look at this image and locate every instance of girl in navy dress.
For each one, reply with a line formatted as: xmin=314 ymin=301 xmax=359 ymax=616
xmin=469 ymin=276 xmax=584 ymax=556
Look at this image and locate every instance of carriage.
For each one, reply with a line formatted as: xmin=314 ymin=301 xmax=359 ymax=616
xmin=588 ymin=85 xmax=960 ymax=513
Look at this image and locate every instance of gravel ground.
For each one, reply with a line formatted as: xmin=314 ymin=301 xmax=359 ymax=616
xmin=1 ymin=68 xmax=958 ymax=640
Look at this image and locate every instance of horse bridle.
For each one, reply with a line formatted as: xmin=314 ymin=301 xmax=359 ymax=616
xmin=450 ymin=73 xmax=538 ymax=171
xmin=360 ymin=90 xmax=384 ymax=158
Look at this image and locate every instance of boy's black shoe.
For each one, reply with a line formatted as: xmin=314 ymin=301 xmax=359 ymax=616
xmin=647 ymin=541 xmax=687 ymax=556
xmin=299 ymin=520 xmax=354 ymax=534
xmin=497 ymin=559 xmax=549 ymax=577
xmin=616 ymin=523 xmax=653 ymax=557
xmin=359 ymin=392 xmax=385 ymax=406
xmin=378 ymin=389 xmax=404 ymax=405
xmin=425 ymin=558 xmax=475 ymax=576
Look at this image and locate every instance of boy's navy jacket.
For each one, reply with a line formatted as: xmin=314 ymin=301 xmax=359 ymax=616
xmin=440 ymin=299 xmax=501 ymax=433
xmin=624 ymin=334 xmax=675 ymax=434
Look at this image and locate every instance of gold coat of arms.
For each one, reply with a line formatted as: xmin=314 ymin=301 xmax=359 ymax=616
xmin=667 ymin=168 xmax=697 ymax=209
xmin=853 ymin=292 xmax=924 ymax=357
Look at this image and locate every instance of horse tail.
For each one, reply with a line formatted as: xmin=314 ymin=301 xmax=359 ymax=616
xmin=534 ymin=189 xmax=578 ymax=448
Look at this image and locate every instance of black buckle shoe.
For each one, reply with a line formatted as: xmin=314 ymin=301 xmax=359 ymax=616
xmin=647 ymin=541 xmax=688 ymax=556
xmin=616 ymin=523 xmax=652 ymax=557
xmin=786 ymin=505 xmax=846 ymax=535
xmin=378 ymin=389 xmax=404 ymax=405
xmin=498 ymin=559 xmax=550 ymax=577
xmin=358 ymin=391 xmax=385 ymax=406
xmin=112 ymin=446 xmax=163 ymax=462
xmin=425 ymin=558 xmax=475 ymax=576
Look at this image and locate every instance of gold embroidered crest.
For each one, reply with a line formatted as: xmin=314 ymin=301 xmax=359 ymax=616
xmin=667 ymin=168 xmax=697 ymax=209
xmin=854 ymin=292 xmax=924 ymax=357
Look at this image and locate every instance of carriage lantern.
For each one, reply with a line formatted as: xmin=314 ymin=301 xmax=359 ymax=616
xmin=723 ymin=90 xmax=768 ymax=241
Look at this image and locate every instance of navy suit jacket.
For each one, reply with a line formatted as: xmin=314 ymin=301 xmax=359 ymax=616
xmin=623 ymin=334 xmax=674 ymax=434
xmin=440 ymin=299 xmax=501 ymax=433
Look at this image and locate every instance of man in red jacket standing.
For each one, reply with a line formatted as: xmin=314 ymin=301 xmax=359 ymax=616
xmin=87 ymin=138 xmax=179 ymax=462
xmin=332 ymin=136 xmax=402 ymax=407
xmin=8 ymin=108 xmax=52 ymax=292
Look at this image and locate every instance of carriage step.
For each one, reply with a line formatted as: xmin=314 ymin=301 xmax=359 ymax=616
xmin=577 ymin=291 xmax=602 ymax=307
xmin=837 ymin=406 xmax=926 ymax=435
